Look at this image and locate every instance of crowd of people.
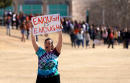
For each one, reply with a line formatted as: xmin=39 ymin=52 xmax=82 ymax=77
xmin=4 ymin=11 xmax=130 ymax=49
xmin=5 ymin=11 xmax=34 ymax=42
xmin=61 ymin=18 xmax=130 ymax=49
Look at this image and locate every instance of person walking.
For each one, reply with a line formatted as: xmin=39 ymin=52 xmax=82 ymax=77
xmin=84 ymin=31 xmax=90 ymax=48
xmin=6 ymin=16 xmax=11 ymax=36
xmin=123 ymin=28 xmax=129 ymax=49
xmin=108 ymin=30 xmax=114 ymax=48
xmin=20 ymin=21 xmax=26 ymax=42
xmin=76 ymin=30 xmax=84 ymax=48
xmin=70 ymin=31 xmax=77 ymax=48
xmin=26 ymin=21 xmax=30 ymax=40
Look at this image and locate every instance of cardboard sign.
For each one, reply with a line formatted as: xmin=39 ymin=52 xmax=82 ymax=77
xmin=31 ymin=14 xmax=61 ymax=35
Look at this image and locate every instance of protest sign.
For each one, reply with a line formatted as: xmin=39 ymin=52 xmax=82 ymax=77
xmin=31 ymin=14 xmax=61 ymax=35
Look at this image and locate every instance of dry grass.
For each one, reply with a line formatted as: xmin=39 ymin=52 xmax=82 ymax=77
xmin=0 ymin=27 xmax=130 ymax=83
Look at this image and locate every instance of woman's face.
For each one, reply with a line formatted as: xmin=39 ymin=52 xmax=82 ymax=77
xmin=44 ymin=40 xmax=53 ymax=52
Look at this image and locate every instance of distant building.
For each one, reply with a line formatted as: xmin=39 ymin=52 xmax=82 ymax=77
xmin=0 ymin=0 xmax=101 ymax=22
xmin=12 ymin=0 xmax=71 ymax=16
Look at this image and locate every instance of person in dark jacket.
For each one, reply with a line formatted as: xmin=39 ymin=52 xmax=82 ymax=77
xmin=123 ymin=28 xmax=129 ymax=49
xmin=70 ymin=31 xmax=77 ymax=48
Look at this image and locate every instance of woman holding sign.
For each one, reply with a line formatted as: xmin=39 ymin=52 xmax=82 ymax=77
xmin=31 ymin=22 xmax=62 ymax=83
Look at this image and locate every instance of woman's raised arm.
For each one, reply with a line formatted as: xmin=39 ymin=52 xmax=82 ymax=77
xmin=56 ymin=26 xmax=63 ymax=53
xmin=31 ymin=28 xmax=39 ymax=52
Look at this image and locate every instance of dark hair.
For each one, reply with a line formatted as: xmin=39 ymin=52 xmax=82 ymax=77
xmin=45 ymin=38 xmax=52 ymax=43
xmin=44 ymin=38 xmax=54 ymax=50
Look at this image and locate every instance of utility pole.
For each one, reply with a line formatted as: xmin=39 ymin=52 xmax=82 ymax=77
xmin=101 ymin=0 xmax=105 ymax=25
xmin=102 ymin=8 xmax=105 ymax=25
xmin=42 ymin=0 xmax=48 ymax=15
xmin=69 ymin=0 xmax=72 ymax=17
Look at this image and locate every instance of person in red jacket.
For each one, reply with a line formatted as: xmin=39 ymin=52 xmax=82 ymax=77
xmin=108 ymin=29 xmax=114 ymax=48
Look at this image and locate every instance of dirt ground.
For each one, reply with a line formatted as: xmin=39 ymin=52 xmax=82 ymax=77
xmin=0 ymin=27 xmax=130 ymax=83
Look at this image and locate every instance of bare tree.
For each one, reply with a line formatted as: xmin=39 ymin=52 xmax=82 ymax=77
xmin=89 ymin=0 xmax=130 ymax=29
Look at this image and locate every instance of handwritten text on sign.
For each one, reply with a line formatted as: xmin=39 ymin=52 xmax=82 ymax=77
xmin=31 ymin=14 xmax=61 ymax=35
